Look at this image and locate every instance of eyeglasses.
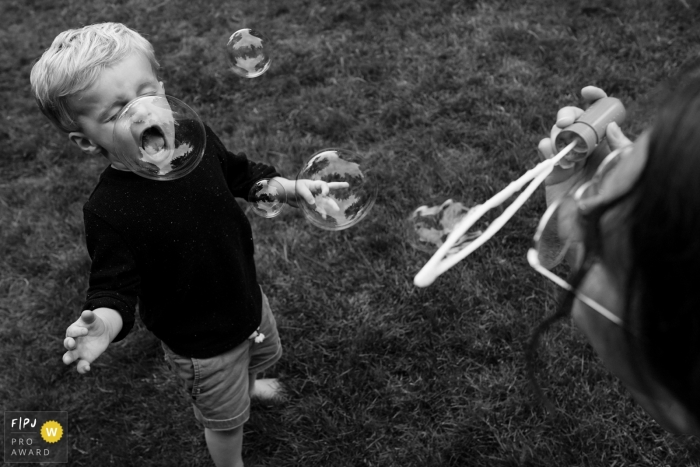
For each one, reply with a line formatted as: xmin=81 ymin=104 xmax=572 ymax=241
xmin=527 ymin=145 xmax=635 ymax=327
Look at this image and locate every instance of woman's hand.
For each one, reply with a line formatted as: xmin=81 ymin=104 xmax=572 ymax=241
xmin=538 ymin=86 xmax=633 ymax=202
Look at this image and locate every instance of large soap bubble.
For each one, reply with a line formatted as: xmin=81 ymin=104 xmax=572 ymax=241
xmin=112 ymin=95 xmax=206 ymax=181
xmin=295 ymin=149 xmax=377 ymax=231
xmin=407 ymin=199 xmax=483 ymax=254
xmin=226 ymin=28 xmax=271 ymax=78
xmin=248 ymin=178 xmax=286 ymax=218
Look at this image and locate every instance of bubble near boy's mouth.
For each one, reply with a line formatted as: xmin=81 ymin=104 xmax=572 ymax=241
xmin=141 ymin=125 xmax=166 ymax=155
xmin=112 ymin=94 xmax=205 ymax=180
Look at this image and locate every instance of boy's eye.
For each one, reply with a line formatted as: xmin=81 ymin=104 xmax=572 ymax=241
xmin=104 ymin=89 xmax=159 ymax=123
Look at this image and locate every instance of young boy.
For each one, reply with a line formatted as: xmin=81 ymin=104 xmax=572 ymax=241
xmin=31 ymin=22 xmax=337 ymax=467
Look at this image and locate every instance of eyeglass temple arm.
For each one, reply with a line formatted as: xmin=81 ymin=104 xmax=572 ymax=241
xmin=527 ymin=249 xmax=624 ymax=327
xmin=414 ymin=141 xmax=578 ymax=287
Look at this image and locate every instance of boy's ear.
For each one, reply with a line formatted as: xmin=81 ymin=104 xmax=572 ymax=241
xmin=68 ymin=132 xmax=104 ymax=156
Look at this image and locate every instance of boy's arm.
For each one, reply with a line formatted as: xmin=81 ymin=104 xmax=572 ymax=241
xmin=206 ymin=125 xmax=280 ymax=196
xmin=206 ymin=126 xmax=349 ymax=205
xmin=68 ymin=192 xmax=138 ymax=374
xmin=63 ymin=308 xmax=123 ymax=374
xmin=83 ymin=210 xmax=138 ymax=342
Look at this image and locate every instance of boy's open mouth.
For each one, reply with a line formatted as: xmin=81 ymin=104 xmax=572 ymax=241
xmin=141 ymin=126 xmax=166 ymax=155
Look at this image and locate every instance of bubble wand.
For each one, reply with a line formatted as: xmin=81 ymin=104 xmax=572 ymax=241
xmin=414 ymin=97 xmax=626 ymax=287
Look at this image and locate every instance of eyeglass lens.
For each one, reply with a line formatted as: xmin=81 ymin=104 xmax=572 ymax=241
xmin=534 ymin=147 xmax=628 ymax=272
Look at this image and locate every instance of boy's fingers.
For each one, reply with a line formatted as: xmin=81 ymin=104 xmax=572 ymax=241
xmin=76 ymin=360 xmax=91 ymax=374
xmin=318 ymin=182 xmax=329 ymax=196
xmin=328 ymin=182 xmax=350 ymax=190
xmin=80 ymin=309 xmax=96 ymax=324
xmin=65 ymin=324 xmax=89 ymax=339
xmin=63 ymin=350 xmax=92 ymax=373
xmin=326 ymin=197 xmax=340 ymax=212
xmin=64 ymin=336 xmax=76 ymax=351
xmin=297 ymin=183 xmax=315 ymax=204
xmin=62 ymin=350 xmax=77 ymax=365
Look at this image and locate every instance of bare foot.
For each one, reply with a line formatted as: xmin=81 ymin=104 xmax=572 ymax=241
xmin=250 ymin=378 xmax=286 ymax=404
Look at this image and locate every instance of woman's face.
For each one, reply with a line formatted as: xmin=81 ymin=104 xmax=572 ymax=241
xmin=570 ymin=131 xmax=700 ymax=435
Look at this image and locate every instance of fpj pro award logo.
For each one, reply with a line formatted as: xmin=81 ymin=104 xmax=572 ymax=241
xmin=4 ymin=411 xmax=67 ymax=463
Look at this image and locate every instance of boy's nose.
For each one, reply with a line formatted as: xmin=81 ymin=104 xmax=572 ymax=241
xmin=128 ymin=102 xmax=152 ymax=123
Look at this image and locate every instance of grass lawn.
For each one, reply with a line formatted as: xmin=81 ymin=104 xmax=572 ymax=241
xmin=2 ymin=0 xmax=700 ymax=465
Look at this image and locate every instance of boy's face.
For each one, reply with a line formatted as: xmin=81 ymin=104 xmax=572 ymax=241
xmin=67 ymin=52 xmax=163 ymax=166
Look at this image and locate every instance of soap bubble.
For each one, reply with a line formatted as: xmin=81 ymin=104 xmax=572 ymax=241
xmin=248 ymin=178 xmax=286 ymax=218
xmin=112 ymin=95 xmax=206 ymax=181
xmin=296 ymin=149 xmax=377 ymax=231
xmin=226 ymin=28 xmax=271 ymax=78
xmin=407 ymin=199 xmax=484 ymax=254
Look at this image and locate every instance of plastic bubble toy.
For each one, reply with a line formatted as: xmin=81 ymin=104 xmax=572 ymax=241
xmin=248 ymin=178 xmax=286 ymax=218
xmin=112 ymin=94 xmax=206 ymax=181
xmin=296 ymin=149 xmax=378 ymax=231
xmin=407 ymin=199 xmax=483 ymax=254
xmin=226 ymin=29 xmax=271 ymax=78
xmin=413 ymin=96 xmax=626 ymax=287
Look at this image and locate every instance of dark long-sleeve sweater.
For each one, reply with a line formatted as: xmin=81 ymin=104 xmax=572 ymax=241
xmin=82 ymin=124 xmax=280 ymax=358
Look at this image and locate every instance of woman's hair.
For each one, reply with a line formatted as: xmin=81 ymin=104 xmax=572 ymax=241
xmin=622 ymin=74 xmax=700 ymax=422
xmin=30 ymin=22 xmax=159 ymax=133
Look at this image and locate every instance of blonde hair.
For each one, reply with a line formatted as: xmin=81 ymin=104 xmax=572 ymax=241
xmin=30 ymin=22 xmax=159 ymax=133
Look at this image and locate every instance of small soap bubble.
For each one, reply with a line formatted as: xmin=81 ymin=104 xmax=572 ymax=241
xmin=296 ymin=149 xmax=377 ymax=231
xmin=112 ymin=95 xmax=206 ymax=181
xmin=407 ymin=199 xmax=483 ymax=254
xmin=226 ymin=28 xmax=271 ymax=78
xmin=248 ymin=178 xmax=286 ymax=218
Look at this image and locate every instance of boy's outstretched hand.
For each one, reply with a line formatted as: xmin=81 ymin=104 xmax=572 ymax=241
xmin=293 ymin=180 xmax=349 ymax=209
xmin=272 ymin=177 xmax=349 ymax=209
xmin=63 ymin=309 xmax=121 ymax=374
